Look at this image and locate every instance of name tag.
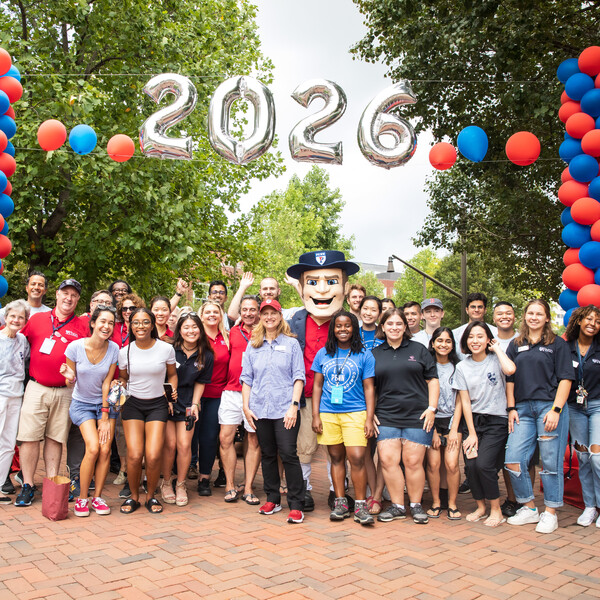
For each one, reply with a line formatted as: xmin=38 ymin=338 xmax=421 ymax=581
xmin=573 ymin=360 xmax=579 ymax=368
xmin=274 ymin=345 xmax=286 ymax=352
xmin=331 ymin=385 xmax=344 ymax=405
xmin=517 ymin=345 xmax=529 ymax=352
xmin=40 ymin=338 xmax=56 ymax=355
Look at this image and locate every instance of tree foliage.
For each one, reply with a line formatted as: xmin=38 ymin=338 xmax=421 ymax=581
xmin=348 ymin=269 xmax=385 ymax=298
xmin=1 ymin=0 xmax=282 ymax=303
xmin=392 ymin=249 xmax=441 ymax=307
xmin=352 ymin=0 xmax=600 ymax=299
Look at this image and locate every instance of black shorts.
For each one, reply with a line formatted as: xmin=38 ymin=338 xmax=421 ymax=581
xmin=121 ymin=395 xmax=168 ymax=423
xmin=169 ymin=397 xmax=190 ymax=423
xmin=434 ymin=416 xmax=452 ymax=437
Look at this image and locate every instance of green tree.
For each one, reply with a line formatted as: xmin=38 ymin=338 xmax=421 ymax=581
xmin=392 ymin=249 xmax=442 ymax=307
xmin=348 ymin=270 xmax=385 ymax=298
xmin=352 ymin=0 xmax=598 ymax=299
xmin=1 ymin=0 xmax=282 ymax=303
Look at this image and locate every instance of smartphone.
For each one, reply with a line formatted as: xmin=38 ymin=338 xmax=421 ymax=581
xmin=163 ymin=383 xmax=174 ymax=403
xmin=185 ymin=406 xmax=195 ymax=431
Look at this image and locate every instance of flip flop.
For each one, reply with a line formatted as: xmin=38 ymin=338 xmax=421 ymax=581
xmin=224 ymin=489 xmax=239 ymax=503
xmin=447 ymin=507 xmax=462 ymax=520
xmin=145 ymin=498 xmax=163 ymax=514
xmin=427 ymin=506 xmax=442 ymax=518
xmin=120 ymin=498 xmax=140 ymax=514
xmin=484 ymin=516 xmax=506 ymax=528
xmin=466 ymin=512 xmax=488 ymax=522
xmin=369 ymin=499 xmax=382 ymax=515
xmin=242 ymin=493 xmax=260 ymax=505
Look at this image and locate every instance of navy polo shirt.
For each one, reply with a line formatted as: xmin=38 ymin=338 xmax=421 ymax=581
xmin=567 ymin=339 xmax=600 ymax=403
xmin=506 ymin=336 xmax=574 ymax=403
xmin=372 ymin=339 xmax=438 ymax=429
xmin=175 ymin=347 xmax=214 ymax=406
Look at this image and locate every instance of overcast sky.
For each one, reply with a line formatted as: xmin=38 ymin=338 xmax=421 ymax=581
xmin=239 ymin=0 xmax=434 ymax=266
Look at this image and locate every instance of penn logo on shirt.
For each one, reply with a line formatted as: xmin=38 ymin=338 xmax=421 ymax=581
xmin=593 ymin=358 xmax=600 ymax=364
xmin=487 ymin=372 xmax=498 ymax=386
xmin=65 ymin=330 xmax=80 ymax=337
xmin=539 ymin=347 xmax=553 ymax=354
xmin=408 ymin=355 xmax=416 ymax=362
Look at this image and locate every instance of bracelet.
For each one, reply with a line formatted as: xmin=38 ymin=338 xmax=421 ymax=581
xmin=507 ymin=407 xmax=518 ymax=413
xmin=101 ymin=407 xmax=110 ymax=413
xmin=175 ymin=292 xmax=182 ymax=297
xmin=192 ymin=403 xmax=200 ymax=407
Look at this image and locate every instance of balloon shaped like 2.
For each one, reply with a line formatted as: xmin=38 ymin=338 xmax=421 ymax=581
xmin=289 ymin=79 xmax=347 ymax=165
xmin=357 ymin=81 xmax=417 ymax=169
xmin=140 ymin=73 xmax=198 ymax=160
xmin=208 ymin=76 xmax=275 ymax=165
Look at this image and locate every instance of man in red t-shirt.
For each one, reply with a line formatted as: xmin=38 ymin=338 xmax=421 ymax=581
xmin=218 ymin=295 xmax=261 ymax=503
xmin=15 ymin=279 xmax=88 ymax=507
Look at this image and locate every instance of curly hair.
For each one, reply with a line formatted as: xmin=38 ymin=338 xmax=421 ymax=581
xmin=565 ymin=305 xmax=600 ymax=342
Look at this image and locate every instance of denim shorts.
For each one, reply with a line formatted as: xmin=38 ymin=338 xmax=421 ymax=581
xmin=69 ymin=398 xmax=117 ymax=427
xmin=377 ymin=425 xmax=433 ymax=447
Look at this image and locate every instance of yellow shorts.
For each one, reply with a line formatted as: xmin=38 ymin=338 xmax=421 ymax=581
xmin=317 ymin=411 xmax=368 ymax=447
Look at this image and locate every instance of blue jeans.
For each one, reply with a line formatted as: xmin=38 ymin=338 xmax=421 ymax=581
xmin=191 ymin=396 xmax=221 ymax=476
xmin=504 ymin=400 xmax=569 ymax=508
xmin=569 ymin=399 xmax=600 ymax=508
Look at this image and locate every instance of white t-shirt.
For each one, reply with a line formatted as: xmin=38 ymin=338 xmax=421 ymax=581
xmin=411 ymin=329 xmax=432 ymax=348
xmin=118 ymin=340 xmax=176 ymax=399
xmin=0 ymin=302 xmax=51 ymax=326
xmin=497 ymin=333 xmax=517 ymax=353
xmin=453 ymin=322 xmax=499 ymax=360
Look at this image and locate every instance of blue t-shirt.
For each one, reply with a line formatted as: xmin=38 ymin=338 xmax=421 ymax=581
xmin=360 ymin=328 xmax=384 ymax=352
xmin=311 ymin=347 xmax=375 ymax=413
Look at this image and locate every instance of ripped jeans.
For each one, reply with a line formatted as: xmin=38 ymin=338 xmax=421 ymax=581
xmin=505 ymin=400 xmax=569 ymax=508
xmin=569 ymin=399 xmax=600 ymax=508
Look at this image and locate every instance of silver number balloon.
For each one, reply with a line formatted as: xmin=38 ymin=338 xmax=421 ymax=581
xmin=139 ymin=73 xmax=198 ymax=160
xmin=357 ymin=81 xmax=417 ymax=169
xmin=208 ymin=76 xmax=275 ymax=165
xmin=289 ymin=79 xmax=347 ymax=165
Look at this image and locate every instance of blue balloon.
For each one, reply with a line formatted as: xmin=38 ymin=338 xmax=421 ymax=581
xmin=457 ymin=126 xmax=488 ymax=162
xmin=566 ymin=73 xmax=595 ymax=101
xmin=0 ymin=171 xmax=7 ymax=193
xmin=562 ymin=222 xmax=592 ymax=248
xmin=559 ymin=288 xmax=579 ymax=311
xmin=564 ymin=307 xmax=576 ymax=327
xmin=561 ymin=207 xmax=574 ymax=226
xmin=557 ymin=58 xmax=580 ymax=83
xmin=0 ymin=194 xmax=13 ymax=218
xmin=580 ymin=241 xmax=600 ymax=269
xmin=0 ymin=220 xmax=7 ymax=235
xmin=589 ymin=176 xmax=600 ymax=201
xmin=0 ymin=275 xmax=7 ymax=297
xmin=6 ymin=66 xmax=20 ymax=82
xmin=69 ymin=124 xmax=97 ymax=155
xmin=559 ymin=138 xmax=582 ymax=163
xmin=581 ymin=89 xmax=600 ymax=118
xmin=0 ymin=116 xmax=16 ymax=139
xmin=4 ymin=141 xmax=14 ymax=157
xmin=569 ymin=154 xmax=599 ymax=182
xmin=0 ymin=91 xmax=9 ymax=116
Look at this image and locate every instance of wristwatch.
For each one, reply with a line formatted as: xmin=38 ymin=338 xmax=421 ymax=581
xmin=552 ymin=405 xmax=562 ymax=414
xmin=292 ymin=400 xmax=299 ymax=407
xmin=427 ymin=406 xmax=438 ymax=414
xmin=507 ymin=407 xmax=518 ymax=413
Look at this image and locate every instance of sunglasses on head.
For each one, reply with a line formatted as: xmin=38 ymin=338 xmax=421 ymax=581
xmin=179 ymin=312 xmax=199 ymax=319
xmin=96 ymin=305 xmax=117 ymax=313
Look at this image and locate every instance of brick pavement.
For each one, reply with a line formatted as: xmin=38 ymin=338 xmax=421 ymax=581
xmin=1 ymin=448 xmax=599 ymax=600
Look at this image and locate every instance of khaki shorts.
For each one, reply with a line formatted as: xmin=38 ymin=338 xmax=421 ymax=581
xmin=318 ymin=411 xmax=368 ymax=447
xmin=17 ymin=380 xmax=72 ymax=444
xmin=298 ymin=401 xmax=319 ymax=463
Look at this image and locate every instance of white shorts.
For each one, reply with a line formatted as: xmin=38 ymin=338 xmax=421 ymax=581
xmin=218 ymin=390 xmax=255 ymax=432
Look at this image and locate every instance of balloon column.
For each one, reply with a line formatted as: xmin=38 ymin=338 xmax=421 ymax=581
xmin=0 ymin=48 xmax=20 ymax=300
xmin=558 ymin=46 xmax=600 ymax=324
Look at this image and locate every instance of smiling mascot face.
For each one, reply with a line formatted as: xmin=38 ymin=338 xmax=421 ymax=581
xmin=300 ymin=267 xmax=348 ymax=319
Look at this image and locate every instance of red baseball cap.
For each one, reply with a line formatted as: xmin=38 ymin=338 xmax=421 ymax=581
xmin=259 ymin=298 xmax=282 ymax=313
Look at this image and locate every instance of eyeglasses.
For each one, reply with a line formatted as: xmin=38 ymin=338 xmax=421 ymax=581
xmin=180 ymin=312 xmax=198 ymax=319
xmin=122 ymin=306 xmax=136 ymax=312
xmin=210 ymin=290 xmax=227 ymax=296
xmin=96 ymin=305 xmax=117 ymax=313
xmin=113 ymin=287 xmax=128 ymax=293
xmin=131 ymin=320 xmax=151 ymax=327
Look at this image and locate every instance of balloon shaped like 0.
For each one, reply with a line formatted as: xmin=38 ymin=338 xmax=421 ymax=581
xmin=289 ymin=79 xmax=347 ymax=165
xmin=140 ymin=73 xmax=198 ymax=160
xmin=357 ymin=81 xmax=417 ymax=169
xmin=208 ymin=76 xmax=276 ymax=165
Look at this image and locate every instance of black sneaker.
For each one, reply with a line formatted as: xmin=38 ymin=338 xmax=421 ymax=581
xmin=2 ymin=474 xmax=15 ymax=495
xmin=501 ymin=499 xmax=521 ymax=517
xmin=327 ymin=490 xmax=335 ymax=510
xmin=198 ymin=478 xmax=212 ymax=496
xmin=410 ymin=503 xmax=429 ymax=524
xmin=14 ymin=483 xmax=35 ymax=507
xmin=15 ymin=470 xmax=23 ymax=486
xmin=119 ymin=481 xmax=132 ymax=498
xmin=69 ymin=475 xmax=80 ymax=502
xmin=213 ymin=468 xmax=226 ymax=488
xmin=377 ymin=505 xmax=406 ymax=522
xmin=458 ymin=480 xmax=471 ymax=494
xmin=303 ymin=489 xmax=315 ymax=512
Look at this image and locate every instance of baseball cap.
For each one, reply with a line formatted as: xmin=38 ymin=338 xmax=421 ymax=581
xmin=58 ymin=279 xmax=82 ymax=295
xmin=259 ymin=298 xmax=282 ymax=313
xmin=421 ymin=298 xmax=443 ymax=311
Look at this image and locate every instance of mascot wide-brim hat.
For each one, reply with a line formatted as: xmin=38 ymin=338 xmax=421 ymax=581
xmin=286 ymin=250 xmax=360 ymax=280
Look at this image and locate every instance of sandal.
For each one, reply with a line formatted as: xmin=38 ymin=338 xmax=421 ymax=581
xmin=224 ymin=488 xmax=239 ymax=503
xmin=427 ymin=506 xmax=442 ymax=518
xmin=484 ymin=516 xmax=506 ymax=528
xmin=175 ymin=480 xmax=188 ymax=507
xmin=368 ymin=499 xmax=382 ymax=515
xmin=279 ymin=485 xmax=288 ymax=495
xmin=160 ymin=478 xmax=176 ymax=504
xmin=120 ymin=498 xmax=140 ymax=514
xmin=145 ymin=498 xmax=163 ymax=513
xmin=366 ymin=495 xmax=374 ymax=510
xmin=242 ymin=493 xmax=260 ymax=505
xmin=447 ymin=507 xmax=462 ymax=520
xmin=466 ymin=511 xmax=488 ymax=522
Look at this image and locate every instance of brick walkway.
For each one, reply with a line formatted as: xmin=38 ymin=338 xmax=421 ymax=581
xmin=1 ymin=449 xmax=599 ymax=600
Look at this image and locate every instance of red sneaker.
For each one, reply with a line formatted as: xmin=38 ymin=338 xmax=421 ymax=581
xmin=287 ymin=509 xmax=304 ymax=523
xmin=259 ymin=501 xmax=281 ymax=515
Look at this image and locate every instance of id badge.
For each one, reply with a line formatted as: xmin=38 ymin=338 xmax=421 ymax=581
xmin=40 ymin=338 xmax=56 ymax=355
xmin=331 ymin=385 xmax=344 ymax=405
xmin=576 ymin=385 xmax=588 ymax=405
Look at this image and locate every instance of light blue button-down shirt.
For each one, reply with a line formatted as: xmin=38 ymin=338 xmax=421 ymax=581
xmin=240 ymin=333 xmax=305 ymax=419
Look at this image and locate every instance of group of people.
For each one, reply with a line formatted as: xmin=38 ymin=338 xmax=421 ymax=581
xmin=0 ymin=250 xmax=597 ymax=533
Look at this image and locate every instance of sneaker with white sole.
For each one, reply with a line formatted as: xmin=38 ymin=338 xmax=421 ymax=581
xmin=259 ymin=501 xmax=282 ymax=515
xmin=577 ymin=507 xmax=598 ymax=527
xmin=74 ymin=497 xmax=90 ymax=517
xmin=535 ymin=511 xmax=558 ymax=534
xmin=287 ymin=509 xmax=304 ymax=523
xmin=507 ymin=506 xmax=540 ymax=525
xmin=91 ymin=497 xmax=111 ymax=515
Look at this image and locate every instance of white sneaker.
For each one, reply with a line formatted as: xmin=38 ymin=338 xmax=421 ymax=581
xmin=596 ymin=514 xmax=600 ymax=528
xmin=507 ymin=506 xmax=540 ymax=525
xmin=535 ymin=511 xmax=558 ymax=534
xmin=577 ymin=507 xmax=598 ymax=527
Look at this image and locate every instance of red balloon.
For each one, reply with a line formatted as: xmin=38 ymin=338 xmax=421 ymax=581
xmin=566 ymin=112 xmax=596 ymax=139
xmin=559 ymin=101 xmax=582 ymax=124
xmin=564 ymin=247 xmax=580 ymax=266
xmin=582 ymin=129 xmax=600 ymax=157
xmin=579 ymin=46 xmax=600 ymax=77
xmin=578 ymin=283 xmax=600 ymax=306
xmin=0 ymin=77 xmax=22 ymax=104
xmin=5 ymin=106 xmax=15 ymax=119
xmin=4 ymin=179 xmax=11 ymax=195
xmin=591 ymin=220 xmax=600 ymax=241
xmin=0 ymin=235 xmax=11 ymax=259
xmin=107 ymin=134 xmax=135 ymax=162
xmin=0 ymin=49 xmax=11 ymax=78
xmin=505 ymin=131 xmax=541 ymax=166
xmin=0 ymin=153 xmax=16 ymax=177
xmin=572 ymin=197 xmax=600 ymax=225
xmin=558 ymin=180 xmax=589 ymax=206
xmin=0 ymin=130 xmax=7 ymax=154
xmin=429 ymin=142 xmax=457 ymax=170
xmin=562 ymin=166 xmax=574 ymax=183
xmin=37 ymin=120 xmax=67 ymax=151
xmin=561 ymin=91 xmax=573 ymax=104
xmin=563 ymin=262 xmax=595 ymax=291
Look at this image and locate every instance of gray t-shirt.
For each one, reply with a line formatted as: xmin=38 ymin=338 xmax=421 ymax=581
xmin=497 ymin=333 xmax=517 ymax=353
xmin=66 ymin=338 xmax=119 ymax=404
xmin=452 ymin=353 xmax=507 ymax=418
xmin=0 ymin=333 xmax=30 ymax=399
xmin=437 ymin=361 xmax=457 ymax=418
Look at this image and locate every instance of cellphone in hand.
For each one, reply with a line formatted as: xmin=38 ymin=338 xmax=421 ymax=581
xmin=185 ymin=406 xmax=195 ymax=431
xmin=163 ymin=383 xmax=174 ymax=403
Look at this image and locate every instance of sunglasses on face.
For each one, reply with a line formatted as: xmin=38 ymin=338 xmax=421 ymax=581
xmin=122 ymin=306 xmax=136 ymax=312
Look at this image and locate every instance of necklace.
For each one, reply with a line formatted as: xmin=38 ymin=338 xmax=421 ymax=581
xmin=86 ymin=340 xmax=105 ymax=364
xmin=183 ymin=344 xmax=197 ymax=352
